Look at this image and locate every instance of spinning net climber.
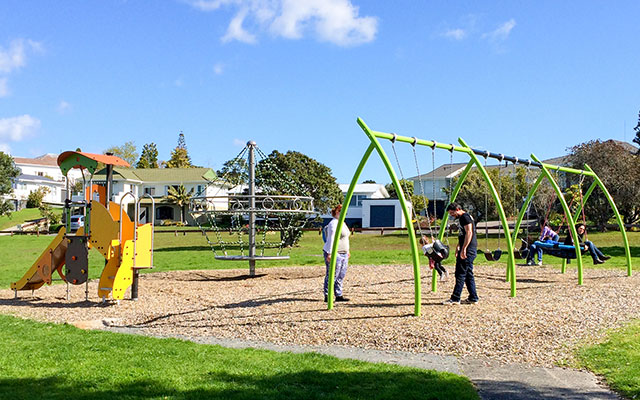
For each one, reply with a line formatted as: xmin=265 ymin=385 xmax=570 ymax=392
xmin=189 ymin=141 xmax=315 ymax=276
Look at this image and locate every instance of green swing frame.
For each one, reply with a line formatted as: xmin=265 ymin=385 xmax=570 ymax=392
xmin=327 ymin=118 xmax=632 ymax=316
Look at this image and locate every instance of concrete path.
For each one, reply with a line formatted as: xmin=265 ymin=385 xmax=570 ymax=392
xmin=107 ymin=326 xmax=620 ymax=400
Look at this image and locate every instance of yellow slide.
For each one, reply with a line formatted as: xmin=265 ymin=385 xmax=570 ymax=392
xmin=11 ymin=227 xmax=68 ymax=291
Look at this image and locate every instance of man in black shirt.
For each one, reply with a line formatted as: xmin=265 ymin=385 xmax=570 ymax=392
xmin=444 ymin=202 xmax=479 ymax=305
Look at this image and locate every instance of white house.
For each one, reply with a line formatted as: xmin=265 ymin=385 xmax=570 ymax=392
xmin=10 ymin=154 xmax=83 ymax=208
xmin=321 ymin=183 xmax=408 ymax=228
xmin=94 ymin=167 xmax=225 ymax=224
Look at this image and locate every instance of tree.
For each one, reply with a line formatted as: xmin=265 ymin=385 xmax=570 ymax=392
xmin=167 ymin=131 xmax=192 ymax=168
xmin=0 ymin=152 xmax=20 ymax=216
xmin=104 ymin=141 xmax=138 ymax=166
xmin=136 ymin=143 xmax=159 ymax=169
xmin=567 ymin=140 xmax=640 ymax=229
xmin=362 ymin=179 xmax=376 ymax=184
xmin=216 ymin=158 xmax=248 ymax=186
xmin=446 ymin=166 xmax=529 ymax=223
xmin=256 ymin=150 xmax=342 ymax=215
xmin=385 ymin=179 xmax=414 ymax=200
xmin=256 ymin=150 xmax=342 ymax=247
xmin=166 ymin=184 xmax=194 ymax=224
xmin=634 ymin=110 xmax=640 ymax=155
xmin=26 ymin=187 xmax=49 ymax=208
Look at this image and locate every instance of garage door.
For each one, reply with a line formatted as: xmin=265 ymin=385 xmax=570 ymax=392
xmin=370 ymin=205 xmax=395 ymax=227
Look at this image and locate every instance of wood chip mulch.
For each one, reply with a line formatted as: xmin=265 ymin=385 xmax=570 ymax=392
xmin=1 ymin=264 xmax=639 ymax=367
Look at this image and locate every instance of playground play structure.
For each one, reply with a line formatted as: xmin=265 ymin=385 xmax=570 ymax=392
xmin=189 ymin=140 xmax=314 ymax=276
xmin=10 ymin=151 xmax=156 ymax=301
xmin=328 ymin=118 xmax=633 ymax=316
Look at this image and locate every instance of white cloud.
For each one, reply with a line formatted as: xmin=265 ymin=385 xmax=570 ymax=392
xmin=0 ymin=143 xmax=10 ymax=154
xmin=213 ymin=62 xmax=224 ymax=75
xmin=0 ymin=115 xmax=41 ymax=142
xmin=188 ymin=0 xmax=378 ymax=46
xmin=0 ymin=78 xmax=8 ymax=97
xmin=233 ymin=138 xmax=246 ymax=147
xmin=483 ymin=19 xmax=516 ymax=42
xmin=442 ymin=28 xmax=466 ymax=41
xmin=57 ymin=100 xmax=72 ymax=114
xmin=222 ymin=8 xmax=257 ymax=44
xmin=0 ymin=39 xmax=42 ymax=74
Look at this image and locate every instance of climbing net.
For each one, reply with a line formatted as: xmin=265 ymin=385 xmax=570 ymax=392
xmin=189 ymin=144 xmax=315 ymax=260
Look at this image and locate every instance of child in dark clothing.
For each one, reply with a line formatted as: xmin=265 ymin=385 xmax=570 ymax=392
xmin=420 ymin=236 xmax=449 ymax=281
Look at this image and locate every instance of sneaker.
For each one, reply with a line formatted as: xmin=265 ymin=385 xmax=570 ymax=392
xmin=443 ymin=299 xmax=460 ymax=305
xmin=324 ymin=295 xmax=328 ymax=302
xmin=526 ymin=260 xmax=534 ymax=266
xmin=594 ymin=259 xmax=605 ymax=265
xmin=537 ymin=261 xmax=543 ymax=266
xmin=439 ymin=271 xmax=449 ymax=282
xmin=335 ymin=296 xmax=350 ymax=302
xmin=462 ymin=298 xmax=479 ymax=304
xmin=602 ymin=255 xmax=611 ymax=261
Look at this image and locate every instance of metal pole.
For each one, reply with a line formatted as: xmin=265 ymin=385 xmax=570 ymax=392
xmin=248 ymin=141 xmax=257 ymax=276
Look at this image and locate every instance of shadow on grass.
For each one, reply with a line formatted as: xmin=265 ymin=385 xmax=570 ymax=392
xmin=0 ymin=369 xmax=478 ymax=400
xmin=598 ymin=246 xmax=640 ymax=257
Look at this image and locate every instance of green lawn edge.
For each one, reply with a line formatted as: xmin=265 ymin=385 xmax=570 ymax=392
xmin=575 ymin=320 xmax=640 ymax=400
xmin=0 ymin=314 xmax=479 ymax=400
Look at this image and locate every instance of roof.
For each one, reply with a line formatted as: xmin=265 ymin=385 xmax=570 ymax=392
xmin=15 ymin=174 xmax=65 ymax=186
xmin=408 ymin=162 xmax=468 ymax=180
xmin=16 ymin=173 xmax=55 ymax=182
xmin=95 ymin=167 xmax=216 ymax=183
xmin=13 ymin=154 xmax=59 ymax=166
xmin=338 ymin=183 xmax=389 ymax=197
xmin=57 ymin=151 xmax=130 ymax=168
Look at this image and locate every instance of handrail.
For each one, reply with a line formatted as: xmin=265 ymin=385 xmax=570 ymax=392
xmin=137 ymin=193 xmax=156 ymax=268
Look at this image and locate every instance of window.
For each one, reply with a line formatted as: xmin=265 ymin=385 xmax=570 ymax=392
xmin=197 ymin=185 xmax=204 ymax=195
xmin=348 ymin=195 xmax=367 ymax=207
xmin=165 ymin=185 xmax=179 ymax=195
xmin=144 ymin=187 xmax=156 ymax=196
xmin=37 ymin=172 xmax=44 ymax=177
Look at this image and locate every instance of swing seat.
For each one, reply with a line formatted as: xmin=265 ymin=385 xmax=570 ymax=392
xmin=533 ymin=241 xmax=586 ymax=260
xmin=483 ymin=249 xmax=502 ymax=261
xmin=514 ymin=248 xmax=530 ymax=260
xmin=425 ymin=240 xmax=450 ymax=262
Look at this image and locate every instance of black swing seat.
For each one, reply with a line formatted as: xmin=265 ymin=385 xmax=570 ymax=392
xmin=533 ymin=241 xmax=586 ymax=260
xmin=513 ymin=239 xmax=530 ymax=259
xmin=483 ymin=249 xmax=502 ymax=261
xmin=425 ymin=240 xmax=450 ymax=262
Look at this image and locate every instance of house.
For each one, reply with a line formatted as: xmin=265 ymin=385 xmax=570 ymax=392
xmin=94 ymin=167 xmax=222 ymax=225
xmin=10 ymin=154 xmax=83 ymax=209
xmin=321 ymin=183 xmax=409 ymax=228
xmin=408 ymin=156 xmax=574 ymax=218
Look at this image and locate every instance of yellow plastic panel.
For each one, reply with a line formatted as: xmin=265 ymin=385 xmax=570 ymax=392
xmin=134 ymin=223 xmax=153 ymax=268
xmin=89 ymin=201 xmax=119 ymax=259
xmin=112 ymin=240 xmax=135 ymax=300
xmin=11 ymin=227 xmax=68 ymax=291
xmin=98 ymin=255 xmax=121 ymax=300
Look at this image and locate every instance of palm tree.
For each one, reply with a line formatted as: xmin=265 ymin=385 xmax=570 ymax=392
xmin=166 ymin=184 xmax=194 ymax=224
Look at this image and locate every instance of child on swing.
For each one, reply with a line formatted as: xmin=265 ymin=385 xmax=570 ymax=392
xmin=420 ymin=236 xmax=449 ymax=281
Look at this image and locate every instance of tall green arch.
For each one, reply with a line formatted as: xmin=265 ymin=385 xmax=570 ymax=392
xmin=328 ymin=118 xmax=632 ymax=317
xmin=512 ymin=158 xmax=632 ymax=281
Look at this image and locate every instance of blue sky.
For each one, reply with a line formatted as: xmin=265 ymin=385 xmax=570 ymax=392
xmin=1 ymin=0 xmax=639 ymax=183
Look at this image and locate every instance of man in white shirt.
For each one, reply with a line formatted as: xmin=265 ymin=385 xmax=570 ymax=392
xmin=323 ymin=204 xmax=350 ymax=302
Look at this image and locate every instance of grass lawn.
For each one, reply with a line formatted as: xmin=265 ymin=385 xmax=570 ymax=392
xmin=0 ymin=314 xmax=478 ymax=400
xmin=576 ymin=321 xmax=640 ymax=399
xmin=0 ymin=208 xmax=54 ymax=230
xmin=0 ymin=230 xmax=638 ymax=287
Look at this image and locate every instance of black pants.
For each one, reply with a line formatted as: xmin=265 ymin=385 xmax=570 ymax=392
xmin=450 ymin=251 xmax=478 ymax=302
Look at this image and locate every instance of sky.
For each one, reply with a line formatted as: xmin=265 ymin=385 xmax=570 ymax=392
xmin=1 ymin=0 xmax=639 ymax=184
